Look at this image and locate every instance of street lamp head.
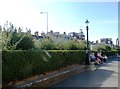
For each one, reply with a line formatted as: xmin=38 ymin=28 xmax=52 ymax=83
xmin=85 ymin=19 xmax=89 ymax=26
xmin=40 ymin=12 xmax=43 ymax=14
xmin=40 ymin=12 xmax=48 ymax=14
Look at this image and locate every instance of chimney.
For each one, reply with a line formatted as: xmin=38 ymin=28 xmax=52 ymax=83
xmin=35 ymin=31 xmax=39 ymax=36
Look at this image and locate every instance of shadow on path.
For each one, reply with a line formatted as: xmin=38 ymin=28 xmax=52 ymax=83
xmin=49 ymin=69 xmax=115 ymax=87
xmin=47 ymin=56 xmax=119 ymax=88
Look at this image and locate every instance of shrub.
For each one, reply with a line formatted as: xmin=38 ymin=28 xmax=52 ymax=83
xmin=2 ymin=21 xmax=34 ymax=50
xmin=38 ymin=39 xmax=56 ymax=50
xmin=2 ymin=50 xmax=85 ymax=84
xmin=64 ymin=40 xmax=86 ymax=50
xmin=34 ymin=39 xmax=86 ymax=50
xmin=105 ymin=45 xmax=111 ymax=51
xmin=97 ymin=47 xmax=106 ymax=52
xmin=64 ymin=41 xmax=78 ymax=50
xmin=16 ymin=34 xmax=34 ymax=50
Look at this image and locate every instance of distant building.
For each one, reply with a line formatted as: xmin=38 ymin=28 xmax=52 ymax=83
xmin=35 ymin=29 xmax=85 ymax=41
xmin=68 ymin=29 xmax=85 ymax=40
xmin=44 ymin=30 xmax=68 ymax=40
xmin=68 ymin=32 xmax=78 ymax=39
xmin=90 ymin=41 xmax=95 ymax=45
xmin=46 ymin=31 xmax=60 ymax=38
xmin=100 ymin=38 xmax=113 ymax=47
xmin=32 ymin=31 xmax=43 ymax=39
xmin=41 ymin=32 xmax=45 ymax=37
xmin=95 ymin=40 xmax=99 ymax=44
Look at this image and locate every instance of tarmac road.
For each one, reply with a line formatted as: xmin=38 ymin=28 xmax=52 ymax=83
xmin=49 ymin=56 xmax=120 ymax=88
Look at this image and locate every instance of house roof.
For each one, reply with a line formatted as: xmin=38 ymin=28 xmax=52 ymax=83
xmin=32 ymin=35 xmax=43 ymax=39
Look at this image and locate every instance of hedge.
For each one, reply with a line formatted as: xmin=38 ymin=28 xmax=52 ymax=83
xmin=90 ymin=50 xmax=117 ymax=56
xmin=3 ymin=50 xmax=117 ymax=85
xmin=2 ymin=50 xmax=85 ymax=84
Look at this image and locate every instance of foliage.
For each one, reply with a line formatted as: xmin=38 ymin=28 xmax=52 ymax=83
xmin=105 ymin=45 xmax=111 ymax=51
xmin=2 ymin=21 xmax=34 ymax=50
xmin=16 ymin=34 xmax=34 ymax=50
xmin=34 ymin=39 xmax=86 ymax=50
xmin=2 ymin=50 xmax=85 ymax=84
xmin=97 ymin=44 xmax=112 ymax=52
xmin=49 ymin=50 xmax=85 ymax=69
xmin=118 ymin=50 xmax=120 ymax=54
xmin=2 ymin=21 xmax=18 ymax=50
xmin=97 ymin=44 xmax=106 ymax=52
xmin=92 ymin=43 xmax=115 ymax=52
xmin=38 ymin=39 xmax=55 ymax=50
xmin=102 ymin=51 xmax=117 ymax=56
xmin=97 ymin=47 xmax=106 ymax=52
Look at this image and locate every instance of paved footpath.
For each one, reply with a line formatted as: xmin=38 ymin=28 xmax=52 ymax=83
xmin=49 ymin=56 xmax=120 ymax=88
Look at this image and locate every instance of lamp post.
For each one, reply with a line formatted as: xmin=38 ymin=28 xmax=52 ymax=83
xmin=85 ymin=19 xmax=90 ymax=65
xmin=116 ymin=38 xmax=119 ymax=50
xmin=116 ymin=38 xmax=118 ymax=49
xmin=40 ymin=12 xmax=48 ymax=33
xmin=118 ymin=39 xmax=120 ymax=50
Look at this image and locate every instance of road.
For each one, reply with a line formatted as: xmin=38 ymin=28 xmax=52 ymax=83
xmin=49 ymin=56 xmax=120 ymax=88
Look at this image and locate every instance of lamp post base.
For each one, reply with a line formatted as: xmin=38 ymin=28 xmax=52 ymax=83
xmin=85 ymin=64 xmax=96 ymax=71
xmin=85 ymin=52 xmax=90 ymax=65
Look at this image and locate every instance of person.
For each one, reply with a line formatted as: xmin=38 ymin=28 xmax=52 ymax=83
xmin=103 ymin=55 xmax=108 ymax=62
xmin=90 ymin=52 xmax=96 ymax=62
xmin=97 ymin=52 xmax=103 ymax=63
xmin=95 ymin=58 xmax=101 ymax=64
xmin=90 ymin=52 xmax=101 ymax=65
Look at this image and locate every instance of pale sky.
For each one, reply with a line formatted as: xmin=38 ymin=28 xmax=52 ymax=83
xmin=0 ymin=0 xmax=119 ymax=44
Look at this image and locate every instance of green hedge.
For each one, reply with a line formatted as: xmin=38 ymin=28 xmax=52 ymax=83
xmin=2 ymin=50 xmax=85 ymax=84
xmin=102 ymin=51 xmax=117 ymax=56
xmin=118 ymin=50 xmax=120 ymax=54
xmin=48 ymin=50 xmax=85 ymax=70
xmin=90 ymin=50 xmax=117 ymax=56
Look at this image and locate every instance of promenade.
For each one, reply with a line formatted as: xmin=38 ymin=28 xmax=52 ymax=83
xmin=49 ymin=56 xmax=120 ymax=88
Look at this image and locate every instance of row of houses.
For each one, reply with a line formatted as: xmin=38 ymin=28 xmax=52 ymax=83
xmin=33 ymin=30 xmax=85 ymax=40
xmin=100 ymin=38 xmax=113 ymax=47
xmin=32 ymin=30 xmax=119 ymax=48
xmin=93 ymin=38 xmax=114 ymax=47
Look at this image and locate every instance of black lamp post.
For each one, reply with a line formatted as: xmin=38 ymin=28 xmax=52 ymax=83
xmin=117 ymin=38 xmax=119 ymax=50
xmin=85 ymin=19 xmax=90 ymax=65
xmin=116 ymin=38 xmax=119 ymax=50
xmin=118 ymin=39 xmax=120 ymax=50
